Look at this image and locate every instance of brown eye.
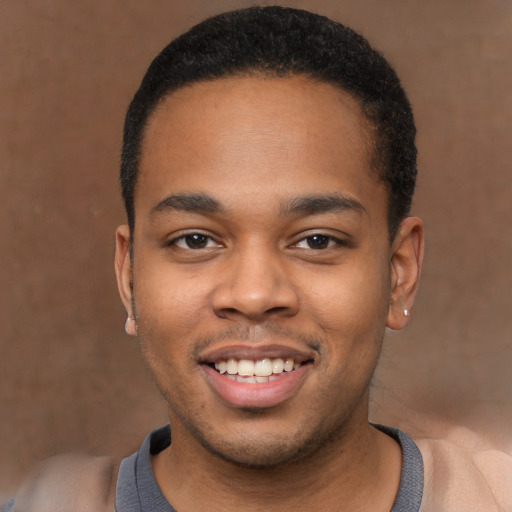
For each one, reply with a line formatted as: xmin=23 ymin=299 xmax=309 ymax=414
xmin=305 ymin=235 xmax=331 ymax=249
xmin=174 ymin=233 xmax=213 ymax=249
xmin=293 ymin=234 xmax=338 ymax=250
xmin=186 ymin=234 xmax=208 ymax=248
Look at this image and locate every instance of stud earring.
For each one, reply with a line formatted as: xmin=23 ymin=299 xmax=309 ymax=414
xmin=125 ymin=316 xmax=137 ymax=335
xmin=403 ymin=309 xmax=409 ymax=317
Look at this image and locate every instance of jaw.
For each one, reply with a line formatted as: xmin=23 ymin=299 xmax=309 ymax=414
xmin=166 ymin=378 xmax=374 ymax=472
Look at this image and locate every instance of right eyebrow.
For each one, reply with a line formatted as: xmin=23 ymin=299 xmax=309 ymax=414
xmin=280 ymin=194 xmax=367 ymax=217
xmin=150 ymin=193 xmax=223 ymax=216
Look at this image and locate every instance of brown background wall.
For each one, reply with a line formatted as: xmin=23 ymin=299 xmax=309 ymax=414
xmin=1 ymin=0 xmax=511 ymax=495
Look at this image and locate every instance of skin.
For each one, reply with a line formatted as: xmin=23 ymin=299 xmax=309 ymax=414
xmin=115 ymin=75 xmax=424 ymax=511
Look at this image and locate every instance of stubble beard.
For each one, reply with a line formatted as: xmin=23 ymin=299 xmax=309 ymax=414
xmin=138 ymin=322 xmax=379 ymax=470
xmin=163 ymin=381 xmax=363 ymax=471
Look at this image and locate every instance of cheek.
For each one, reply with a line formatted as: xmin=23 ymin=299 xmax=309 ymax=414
xmin=134 ymin=266 xmax=213 ymax=333
xmin=301 ymin=259 xmax=390 ymax=332
xmin=131 ymin=279 xmax=212 ymax=387
xmin=135 ymin=280 xmax=208 ymax=393
xmin=298 ymin=256 xmax=390 ymax=387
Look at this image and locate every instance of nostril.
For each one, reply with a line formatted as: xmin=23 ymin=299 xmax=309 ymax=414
xmin=215 ymin=304 xmax=297 ymax=321
xmin=211 ymin=269 xmax=300 ymax=320
xmin=267 ymin=306 xmax=292 ymax=315
xmin=215 ymin=307 xmax=240 ymax=319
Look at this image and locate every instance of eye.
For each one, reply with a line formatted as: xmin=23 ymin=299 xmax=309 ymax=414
xmin=294 ymin=234 xmax=340 ymax=250
xmin=172 ymin=233 xmax=219 ymax=250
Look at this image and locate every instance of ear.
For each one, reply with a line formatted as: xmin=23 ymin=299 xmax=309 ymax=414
xmin=114 ymin=224 xmax=137 ymax=336
xmin=386 ymin=217 xmax=424 ymax=330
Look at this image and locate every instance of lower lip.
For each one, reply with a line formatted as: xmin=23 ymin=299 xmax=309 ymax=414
xmin=202 ymin=364 xmax=310 ymax=409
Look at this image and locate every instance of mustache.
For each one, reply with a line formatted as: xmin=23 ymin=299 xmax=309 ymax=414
xmin=191 ymin=323 xmax=325 ymax=359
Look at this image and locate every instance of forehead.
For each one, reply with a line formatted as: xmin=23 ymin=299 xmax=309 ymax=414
xmin=137 ymin=75 xmax=385 ymax=218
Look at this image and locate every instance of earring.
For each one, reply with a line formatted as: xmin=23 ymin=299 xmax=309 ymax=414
xmin=125 ymin=316 xmax=137 ymax=335
xmin=403 ymin=309 xmax=409 ymax=317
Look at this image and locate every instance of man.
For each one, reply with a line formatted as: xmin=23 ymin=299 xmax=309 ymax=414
xmin=115 ymin=6 xmax=423 ymax=511
xmin=3 ymin=6 xmax=510 ymax=512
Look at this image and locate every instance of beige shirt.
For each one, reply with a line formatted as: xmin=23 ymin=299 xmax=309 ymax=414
xmin=5 ymin=432 xmax=512 ymax=512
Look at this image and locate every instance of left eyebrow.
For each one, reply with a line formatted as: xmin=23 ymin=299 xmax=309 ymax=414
xmin=280 ymin=194 xmax=367 ymax=217
xmin=150 ymin=193 xmax=224 ymax=216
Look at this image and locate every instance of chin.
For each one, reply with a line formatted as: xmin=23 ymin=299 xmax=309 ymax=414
xmin=190 ymin=417 xmax=344 ymax=469
xmin=207 ymin=440 xmax=307 ymax=469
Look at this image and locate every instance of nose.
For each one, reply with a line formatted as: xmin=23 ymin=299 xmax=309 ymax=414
xmin=211 ymin=246 xmax=299 ymax=322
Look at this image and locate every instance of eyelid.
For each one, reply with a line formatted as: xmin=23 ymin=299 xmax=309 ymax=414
xmin=293 ymin=236 xmax=338 ymax=250
xmin=290 ymin=230 xmax=351 ymax=249
xmin=166 ymin=230 xmax=223 ymax=249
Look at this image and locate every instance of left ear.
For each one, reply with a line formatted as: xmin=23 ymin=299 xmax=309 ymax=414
xmin=115 ymin=224 xmax=137 ymax=336
xmin=386 ymin=217 xmax=424 ymax=330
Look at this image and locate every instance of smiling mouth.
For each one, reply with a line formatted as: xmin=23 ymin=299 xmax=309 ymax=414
xmin=207 ymin=357 xmax=310 ymax=384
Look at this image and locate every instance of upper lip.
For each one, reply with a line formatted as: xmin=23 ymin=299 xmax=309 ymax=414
xmin=197 ymin=343 xmax=317 ymax=365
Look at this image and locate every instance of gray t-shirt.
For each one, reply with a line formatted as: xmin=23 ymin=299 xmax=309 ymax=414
xmin=115 ymin=424 xmax=423 ymax=512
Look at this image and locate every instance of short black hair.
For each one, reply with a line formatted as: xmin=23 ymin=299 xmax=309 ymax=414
xmin=121 ymin=6 xmax=417 ymax=238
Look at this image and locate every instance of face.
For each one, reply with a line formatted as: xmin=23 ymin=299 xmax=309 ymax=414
xmin=116 ymin=75 xmax=422 ymax=467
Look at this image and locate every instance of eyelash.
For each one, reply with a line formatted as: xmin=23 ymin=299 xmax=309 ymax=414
xmin=167 ymin=232 xmax=348 ymax=251
xmin=292 ymin=233 xmax=348 ymax=250
xmin=168 ymin=232 xmax=221 ymax=250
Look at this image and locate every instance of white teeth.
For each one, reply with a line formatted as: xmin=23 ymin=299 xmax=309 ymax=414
xmin=272 ymin=358 xmax=284 ymax=373
xmin=214 ymin=357 xmax=302 ymax=380
xmin=238 ymin=359 xmax=255 ymax=376
xmin=254 ymin=359 xmax=273 ymax=377
xmin=236 ymin=375 xmax=256 ymax=383
xmin=227 ymin=359 xmax=238 ymax=375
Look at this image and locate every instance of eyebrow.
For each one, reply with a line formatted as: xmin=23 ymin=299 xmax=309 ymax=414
xmin=151 ymin=193 xmax=223 ymax=216
xmin=280 ymin=194 xmax=366 ymax=217
xmin=150 ymin=192 xmax=366 ymax=218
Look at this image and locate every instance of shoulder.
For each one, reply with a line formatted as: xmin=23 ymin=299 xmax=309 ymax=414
xmin=415 ymin=427 xmax=512 ymax=512
xmin=8 ymin=453 xmax=119 ymax=512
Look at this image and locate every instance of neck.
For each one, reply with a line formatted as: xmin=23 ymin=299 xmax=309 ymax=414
xmin=152 ymin=420 xmax=402 ymax=512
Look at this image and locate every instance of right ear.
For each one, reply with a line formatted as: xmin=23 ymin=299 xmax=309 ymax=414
xmin=114 ymin=224 xmax=137 ymax=336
